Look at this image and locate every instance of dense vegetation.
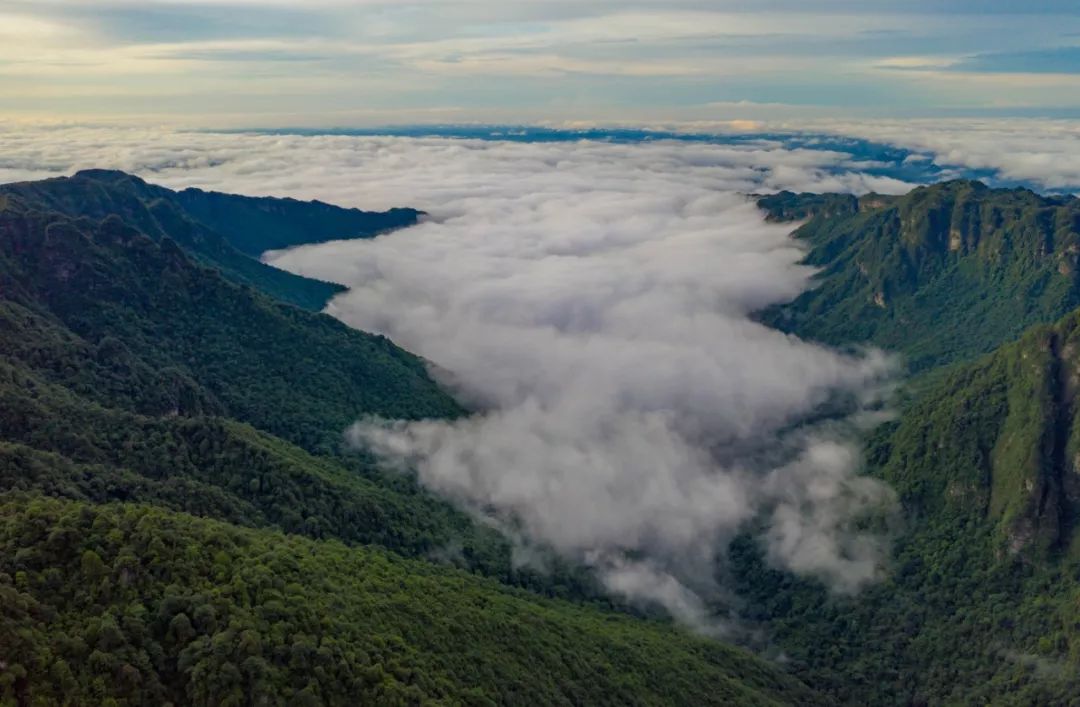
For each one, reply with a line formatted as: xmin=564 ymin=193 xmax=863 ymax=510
xmin=1 ymin=496 xmax=823 ymax=706
xmin=730 ymin=517 xmax=1080 ymax=705
xmin=0 ymin=197 xmax=462 ymax=452
xmin=729 ymin=319 xmax=1080 ymax=704
xmin=734 ymin=181 xmax=1080 ymax=705
xmin=0 ymin=174 xmax=817 ymax=705
xmin=759 ymin=181 xmax=1080 ymax=372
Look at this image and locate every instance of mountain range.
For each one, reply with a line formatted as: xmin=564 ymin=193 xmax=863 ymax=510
xmin=0 ymin=171 xmax=818 ymax=706
xmin=758 ymin=181 xmax=1080 ymax=372
xmin=743 ymin=181 xmax=1080 ymax=705
xmin=3 ymin=170 xmax=1080 ymax=705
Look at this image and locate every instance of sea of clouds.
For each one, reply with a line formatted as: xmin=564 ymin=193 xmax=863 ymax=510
xmin=804 ymin=118 xmax=1080 ymax=192
xmin=0 ymin=125 xmax=928 ymax=627
xmin=249 ymin=134 xmax=900 ymax=625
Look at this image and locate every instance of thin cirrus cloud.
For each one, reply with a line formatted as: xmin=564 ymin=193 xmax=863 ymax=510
xmin=950 ymin=47 xmax=1080 ymax=74
xmin=1 ymin=1 xmax=1080 ymax=123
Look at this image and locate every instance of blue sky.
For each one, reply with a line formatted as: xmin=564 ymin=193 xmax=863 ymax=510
xmin=2 ymin=1 xmax=1080 ymax=125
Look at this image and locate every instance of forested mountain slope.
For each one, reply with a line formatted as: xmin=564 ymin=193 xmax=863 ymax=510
xmin=727 ymin=181 xmax=1080 ymax=705
xmin=0 ymin=179 xmax=819 ymax=705
xmin=1 ymin=495 xmax=826 ymax=707
xmin=875 ymin=318 xmax=1080 ymax=557
xmin=733 ymin=309 xmax=1080 ymax=705
xmin=0 ymin=197 xmax=461 ymax=451
xmin=172 ymin=185 xmax=420 ymax=256
xmin=0 ymin=192 xmax=584 ymax=589
xmin=0 ymin=170 xmax=419 ymax=310
xmin=758 ymin=181 xmax=1080 ymax=372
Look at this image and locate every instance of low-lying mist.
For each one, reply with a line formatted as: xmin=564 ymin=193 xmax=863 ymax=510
xmin=260 ymin=136 xmax=901 ymax=628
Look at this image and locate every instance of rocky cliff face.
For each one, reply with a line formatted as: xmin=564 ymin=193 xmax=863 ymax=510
xmin=872 ymin=314 xmax=1080 ymax=559
xmin=758 ymin=180 xmax=1080 ymax=372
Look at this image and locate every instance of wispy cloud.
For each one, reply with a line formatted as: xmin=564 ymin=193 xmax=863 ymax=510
xmin=808 ymin=118 xmax=1080 ymax=190
xmin=948 ymin=46 xmax=1080 ymax=74
xmin=1 ymin=2 xmax=1079 ymax=121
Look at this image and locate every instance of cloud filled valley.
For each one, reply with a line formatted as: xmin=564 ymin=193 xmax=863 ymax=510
xmin=8 ymin=0 xmax=1080 ymax=698
xmin=0 ymin=126 xmax=911 ymax=626
xmin=257 ymin=135 xmax=901 ymax=625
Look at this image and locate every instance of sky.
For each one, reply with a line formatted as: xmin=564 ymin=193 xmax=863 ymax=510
xmin=3 ymin=1 xmax=1080 ymax=126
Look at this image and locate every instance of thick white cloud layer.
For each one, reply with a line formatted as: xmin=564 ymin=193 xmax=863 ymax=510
xmin=243 ymin=134 xmax=901 ymax=624
xmin=813 ymin=119 xmax=1080 ymax=191
xmin=0 ymin=124 xmax=915 ymax=199
xmin=0 ymin=126 xmax=903 ymax=626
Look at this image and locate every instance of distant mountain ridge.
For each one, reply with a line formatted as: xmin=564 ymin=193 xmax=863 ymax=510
xmin=0 ymin=169 xmax=421 ymax=310
xmin=172 ymin=184 xmax=420 ymax=257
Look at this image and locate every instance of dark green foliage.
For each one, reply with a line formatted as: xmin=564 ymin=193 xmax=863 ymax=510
xmin=0 ymin=203 xmax=462 ymax=453
xmin=733 ymin=180 xmax=1080 ymax=705
xmin=874 ymin=326 xmax=1072 ymax=553
xmin=755 ymin=191 xmax=894 ymax=223
xmin=0 ymin=356 xmax=596 ymax=599
xmin=737 ymin=281 xmax=1080 ymax=704
xmin=759 ymin=181 xmax=1080 ymax=372
xmin=0 ymin=495 xmax=822 ymax=707
xmin=730 ymin=520 xmax=1080 ymax=706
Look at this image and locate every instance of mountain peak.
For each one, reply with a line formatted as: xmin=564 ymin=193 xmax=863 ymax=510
xmin=921 ymin=178 xmax=989 ymax=191
xmin=72 ymin=168 xmax=146 ymax=184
